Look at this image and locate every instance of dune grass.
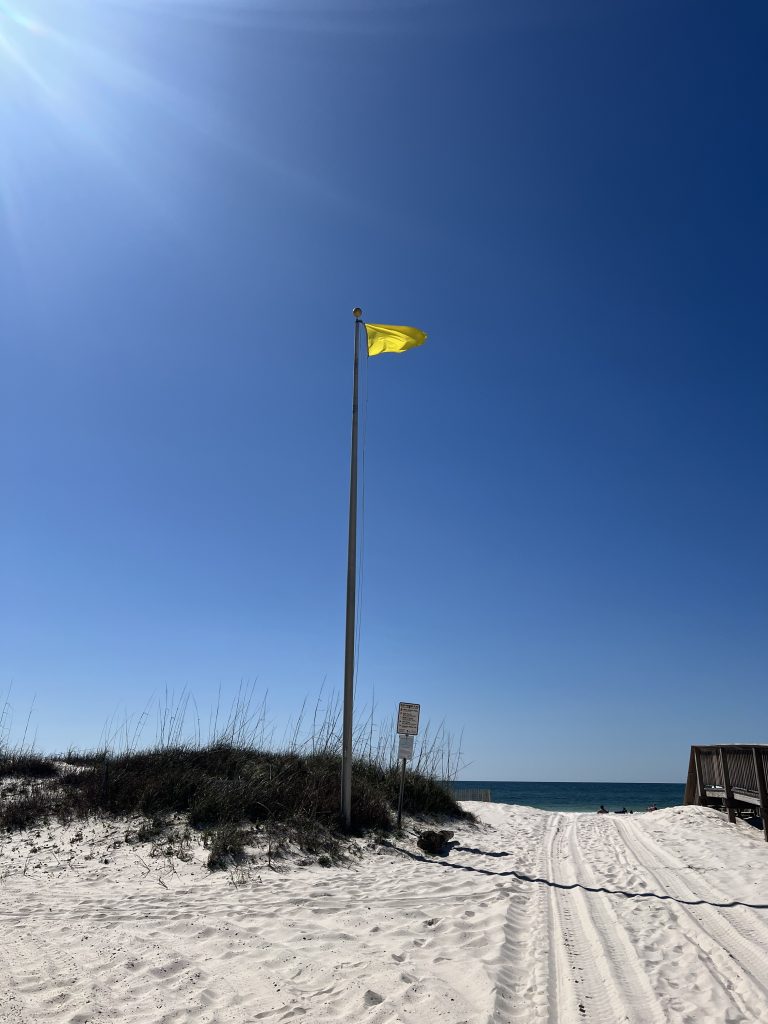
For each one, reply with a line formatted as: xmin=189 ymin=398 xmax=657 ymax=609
xmin=0 ymin=746 xmax=469 ymax=860
xmin=0 ymin=689 xmax=471 ymax=865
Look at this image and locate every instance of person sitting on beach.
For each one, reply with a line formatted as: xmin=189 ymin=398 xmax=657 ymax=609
xmin=646 ymin=803 xmax=657 ymax=812
xmin=597 ymin=804 xmax=608 ymax=814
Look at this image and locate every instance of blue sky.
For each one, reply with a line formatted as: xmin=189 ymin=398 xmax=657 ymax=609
xmin=1 ymin=0 xmax=766 ymax=781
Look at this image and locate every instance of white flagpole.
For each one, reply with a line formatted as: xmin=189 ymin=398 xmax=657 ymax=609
xmin=341 ymin=307 xmax=362 ymax=829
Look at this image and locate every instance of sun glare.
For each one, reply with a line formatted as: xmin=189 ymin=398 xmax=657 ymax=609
xmin=0 ymin=1 xmax=51 ymax=95
xmin=0 ymin=0 xmax=367 ymax=251
xmin=0 ymin=0 xmax=206 ymax=233
xmin=0 ymin=0 xmax=46 ymax=35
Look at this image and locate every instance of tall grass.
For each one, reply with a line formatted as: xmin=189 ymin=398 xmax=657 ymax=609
xmin=0 ymin=687 xmax=470 ymax=844
xmin=75 ymin=682 xmax=465 ymax=780
xmin=0 ymin=688 xmax=54 ymax=780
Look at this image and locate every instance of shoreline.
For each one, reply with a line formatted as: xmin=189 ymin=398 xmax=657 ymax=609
xmin=452 ymin=780 xmax=685 ymax=814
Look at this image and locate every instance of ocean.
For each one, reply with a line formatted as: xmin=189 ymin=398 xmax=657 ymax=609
xmin=454 ymin=780 xmax=685 ymax=813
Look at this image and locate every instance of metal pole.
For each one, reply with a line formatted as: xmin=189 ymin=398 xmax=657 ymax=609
xmin=341 ymin=308 xmax=362 ymax=830
xmin=397 ymin=757 xmax=407 ymax=831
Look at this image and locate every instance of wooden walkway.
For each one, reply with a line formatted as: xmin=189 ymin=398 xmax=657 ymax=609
xmin=684 ymin=744 xmax=768 ymax=841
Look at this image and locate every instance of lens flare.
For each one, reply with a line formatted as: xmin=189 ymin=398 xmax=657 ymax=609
xmin=0 ymin=0 xmax=46 ymax=35
xmin=0 ymin=0 xmax=378 ymax=260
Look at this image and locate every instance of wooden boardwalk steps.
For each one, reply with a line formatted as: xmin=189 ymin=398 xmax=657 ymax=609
xmin=685 ymin=744 xmax=768 ymax=841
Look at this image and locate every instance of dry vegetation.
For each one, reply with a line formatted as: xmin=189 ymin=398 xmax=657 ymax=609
xmin=0 ymin=687 xmax=471 ymax=869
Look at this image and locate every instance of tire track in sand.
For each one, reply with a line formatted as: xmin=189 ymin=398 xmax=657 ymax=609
xmin=616 ymin=817 xmax=768 ymax=1010
xmin=544 ymin=814 xmax=666 ymax=1024
xmin=487 ymin=813 xmax=558 ymax=1024
xmin=618 ymin=815 xmax=768 ymax=948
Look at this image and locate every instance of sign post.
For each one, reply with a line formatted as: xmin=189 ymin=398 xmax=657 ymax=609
xmin=396 ymin=703 xmax=420 ymax=830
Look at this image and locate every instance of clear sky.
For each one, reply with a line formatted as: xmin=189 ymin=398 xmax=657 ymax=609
xmin=1 ymin=0 xmax=766 ymax=782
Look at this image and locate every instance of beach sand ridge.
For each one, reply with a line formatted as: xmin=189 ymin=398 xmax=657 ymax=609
xmin=1 ymin=803 xmax=767 ymax=1022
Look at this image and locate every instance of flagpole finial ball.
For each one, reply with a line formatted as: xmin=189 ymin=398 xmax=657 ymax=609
xmin=352 ymin=307 xmax=363 ymax=319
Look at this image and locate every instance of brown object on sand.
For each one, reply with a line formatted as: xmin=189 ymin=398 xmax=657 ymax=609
xmin=417 ymin=830 xmax=455 ymax=856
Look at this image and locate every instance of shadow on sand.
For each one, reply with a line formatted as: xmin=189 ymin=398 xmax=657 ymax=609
xmin=385 ymin=842 xmax=768 ymax=911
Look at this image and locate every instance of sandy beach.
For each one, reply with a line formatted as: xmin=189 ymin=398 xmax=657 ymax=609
xmin=2 ymin=802 xmax=767 ymax=1023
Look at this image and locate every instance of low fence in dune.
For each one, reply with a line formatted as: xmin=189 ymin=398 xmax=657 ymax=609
xmin=446 ymin=786 xmax=492 ymax=802
xmin=685 ymin=744 xmax=768 ymax=841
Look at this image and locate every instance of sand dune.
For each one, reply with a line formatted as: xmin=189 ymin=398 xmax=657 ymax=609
xmin=1 ymin=803 xmax=767 ymax=1023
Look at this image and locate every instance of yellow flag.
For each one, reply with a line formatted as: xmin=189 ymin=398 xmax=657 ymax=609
xmin=365 ymin=323 xmax=427 ymax=357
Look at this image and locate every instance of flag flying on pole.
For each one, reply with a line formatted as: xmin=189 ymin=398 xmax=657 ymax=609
xmin=365 ymin=323 xmax=427 ymax=356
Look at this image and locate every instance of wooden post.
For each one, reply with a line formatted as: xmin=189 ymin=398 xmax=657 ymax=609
xmin=693 ymin=747 xmax=707 ymax=806
xmin=752 ymin=746 xmax=768 ymax=843
xmin=719 ymin=747 xmax=736 ymax=823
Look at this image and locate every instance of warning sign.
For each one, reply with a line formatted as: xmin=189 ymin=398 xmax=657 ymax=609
xmin=398 ymin=734 xmax=414 ymax=760
xmin=397 ymin=702 xmax=420 ymax=736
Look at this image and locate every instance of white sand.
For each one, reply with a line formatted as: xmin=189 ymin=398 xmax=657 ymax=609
xmin=1 ymin=803 xmax=768 ymax=1023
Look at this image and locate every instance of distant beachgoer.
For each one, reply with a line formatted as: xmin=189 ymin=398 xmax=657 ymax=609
xmin=646 ymin=803 xmax=657 ymax=812
xmin=597 ymin=804 xmax=608 ymax=814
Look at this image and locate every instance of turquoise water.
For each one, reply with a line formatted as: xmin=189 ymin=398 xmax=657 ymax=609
xmin=455 ymin=781 xmax=684 ymax=813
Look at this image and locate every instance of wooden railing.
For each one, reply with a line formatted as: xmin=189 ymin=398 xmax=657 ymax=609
xmin=448 ymin=787 xmax=492 ymax=802
xmin=685 ymin=745 xmax=768 ymax=841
